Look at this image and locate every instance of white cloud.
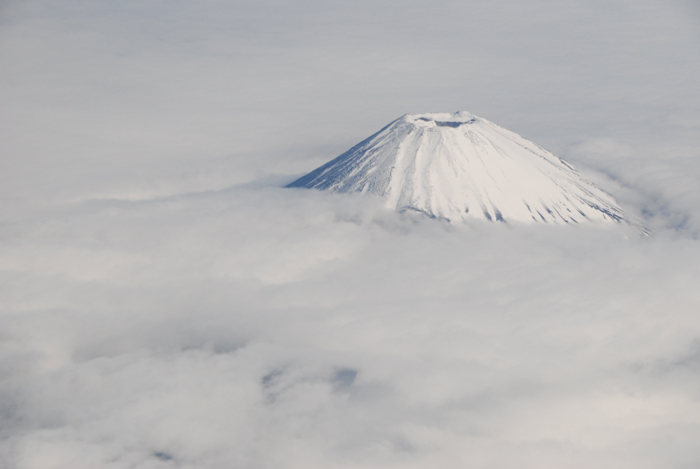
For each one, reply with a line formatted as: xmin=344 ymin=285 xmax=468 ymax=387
xmin=1 ymin=0 xmax=699 ymax=468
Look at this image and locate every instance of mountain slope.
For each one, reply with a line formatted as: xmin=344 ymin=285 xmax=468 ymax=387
xmin=287 ymin=111 xmax=630 ymax=225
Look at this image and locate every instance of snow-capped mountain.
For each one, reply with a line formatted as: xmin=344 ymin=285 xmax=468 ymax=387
xmin=287 ymin=111 xmax=630 ymax=225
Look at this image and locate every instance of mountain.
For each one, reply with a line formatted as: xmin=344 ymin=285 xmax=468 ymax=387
xmin=287 ymin=111 xmax=632 ymax=226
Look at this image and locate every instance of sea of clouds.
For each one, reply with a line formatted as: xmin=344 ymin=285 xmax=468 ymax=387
xmin=1 ymin=0 xmax=699 ymax=468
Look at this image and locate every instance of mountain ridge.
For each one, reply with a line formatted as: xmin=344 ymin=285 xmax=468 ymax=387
xmin=287 ymin=111 xmax=637 ymax=227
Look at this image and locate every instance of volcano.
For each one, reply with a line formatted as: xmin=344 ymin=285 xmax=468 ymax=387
xmin=287 ymin=112 xmax=630 ymax=225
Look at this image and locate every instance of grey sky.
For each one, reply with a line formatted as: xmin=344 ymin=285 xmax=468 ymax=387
xmin=1 ymin=0 xmax=699 ymax=468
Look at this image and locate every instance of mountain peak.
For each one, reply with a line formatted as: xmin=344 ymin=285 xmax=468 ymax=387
xmin=287 ymin=112 xmax=634 ymax=227
xmin=401 ymin=111 xmax=478 ymax=127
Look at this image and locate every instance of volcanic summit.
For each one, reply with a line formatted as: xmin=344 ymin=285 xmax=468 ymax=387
xmin=287 ymin=112 xmax=629 ymax=225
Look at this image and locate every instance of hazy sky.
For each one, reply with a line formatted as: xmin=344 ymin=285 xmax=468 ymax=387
xmin=1 ymin=1 xmax=700 ymax=468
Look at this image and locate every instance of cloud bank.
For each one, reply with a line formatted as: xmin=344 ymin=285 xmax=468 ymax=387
xmin=1 ymin=0 xmax=699 ymax=468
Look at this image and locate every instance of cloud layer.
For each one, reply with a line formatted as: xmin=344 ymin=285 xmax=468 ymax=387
xmin=1 ymin=1 xmax=699 ymax=468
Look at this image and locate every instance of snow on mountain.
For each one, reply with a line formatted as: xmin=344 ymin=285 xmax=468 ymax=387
xmin=287 ymin=111 xmax=633 ymax=226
